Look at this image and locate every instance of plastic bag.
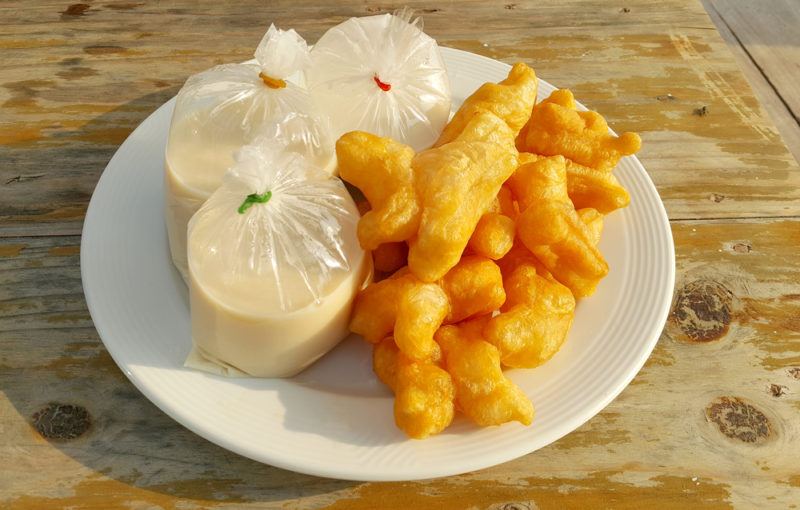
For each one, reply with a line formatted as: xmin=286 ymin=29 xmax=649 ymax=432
xmin=186 ymin=141 xmax=369 ymax=377
xmin=308 ymin=10 xmax=451 ymax=151
xmin=165 ymin=24 xmax=333 ymax=282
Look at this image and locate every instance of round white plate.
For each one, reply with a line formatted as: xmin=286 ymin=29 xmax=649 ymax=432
xmin=81 ymin=47 xmax=674 ymax=481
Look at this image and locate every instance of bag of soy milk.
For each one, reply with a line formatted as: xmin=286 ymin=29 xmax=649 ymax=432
xmin=307 ymin=10 xmax=451 ymax=152
xmin=165 ymin=24 xmax=333 ymax=281
xmin=185 ymin=141 xmax=369 ymax=377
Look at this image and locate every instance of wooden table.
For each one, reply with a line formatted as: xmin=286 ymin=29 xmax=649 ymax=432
xmin=2 ymin=1 xmax=799 ymax=508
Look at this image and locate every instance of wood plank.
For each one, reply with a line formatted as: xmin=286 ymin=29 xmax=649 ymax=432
xmin=704 ymin=0 xmax=800 ymax=120
xmin=3 ymin=0 xmax=800 ymax=507
xmin=1 ymin=0 xmax=799 ymax=240
xmin=1 ymin=219 xmax=799 ymax=507
xmin=703 ymin=0 xmax=800 ymax=165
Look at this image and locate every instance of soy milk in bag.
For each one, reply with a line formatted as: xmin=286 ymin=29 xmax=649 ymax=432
xmin=186 ymin=142 xmax=367 ymax=377
xmin=165 ymin=25 xmax=332 ymax=281
xmin=308 ymin=11 xmax=451 ymax=151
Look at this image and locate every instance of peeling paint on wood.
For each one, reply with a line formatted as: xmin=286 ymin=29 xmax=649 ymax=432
xmin=48 ymin=245 xmax=80 ymax=256
xmin=1 ymin=0 xmax=799 ymax=234
xmin=0 ymin=244 xmax=26 ymax=257
xmin=317 ymin=473 xmax=735 ymax=510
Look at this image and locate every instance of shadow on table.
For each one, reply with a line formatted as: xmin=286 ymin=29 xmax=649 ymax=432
xmin=1 ymin=89 xmax=359 ymax=505
xmin=0 ymin=81 xmax=180 ymax=236
xmin=4 ymin=366 xmax=358 ymax=505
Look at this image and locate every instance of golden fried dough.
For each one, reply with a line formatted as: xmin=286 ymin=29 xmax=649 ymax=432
xmin=350 ymin=271 xmax=449 ymax=360
xmin=509 ymin=155 xmax=608 ymax=297
xmin=566 ymin=158 xmax=630 ymax=214
xmin=407 ymin=110 xmax=518 ymax=281
xmin=577 ymin=208 xmax=603 ymax=245
xmin=435 ymin=62 xmax=538 ymax=147
xmin=484 ymin=262 xmax=575 ymax=368
xmin=467 ymin=212 xmax=516 ymax=260
xmin=436 ymin=319 xmax=534 ymax=426
xmin=337 ymin=132 xmax=418 ymax=250
xmin=373 ymin=338 xmax=455 ymax=439
xmin=439 ymin=255 xmax=506 ymax=323
xmin=339 ymin=66 xmax=534 ymax=282
xmin=517 ymin=89 xmax=641 ymax=172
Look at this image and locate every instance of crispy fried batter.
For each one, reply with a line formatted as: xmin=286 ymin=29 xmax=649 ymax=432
xmin=507 ymin=153 xmax=565 ymax=209
xmin=509 ymin=155 xmax=608 ymax=297
xmin=436 ymin=319 xmax=534 ymax=426
xmin=497 ymin=184 xmax=519 ymax=220
xmin=408 ymin=111 xmax=518 ymax=281
xmin=342 ymin=65 xmax=644 ymax=437
xmin=394 ymin=361 xmax=455 ymax=439
xmin=373 ymin=338 xmax=455 ymax=439
xmin=435 ymin=62 xmax=538 ymax=147
xmin=484 ymin=262 xmax=575 ymax=368
xmin=566 ymin=158 xmax=630 ymax=213
xmin=336 ymin=132 xmax=418 ymax=250
xmin=517 ymin=89 xmax=641 ymax=172
xmin=350 ymin=271 xmax=449 ymax=361
xmin=394 ymin=282 xmax=449 ymax=360
xmin=339 ymin=66 xmax=535 ymax=282
xmin=439 ymin=255 xmax=506 ymax=323
xmin=373 ymin=337 xmax=402 ymax=389
xmin=495 ymin=240 xmax=543 ymax=278
xmin=467 ymin=212 xmax=516 ymax=260
xmin=350 ymin=272 xmax=414 ymax=343
xmin=577 ymin=208 xmax=603 ymax=245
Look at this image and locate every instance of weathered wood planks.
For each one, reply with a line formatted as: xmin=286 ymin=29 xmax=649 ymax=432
xmin=1 ymin=0 xmax=799 ymax=508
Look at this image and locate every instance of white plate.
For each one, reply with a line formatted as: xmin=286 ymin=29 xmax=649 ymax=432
xmin=81 ymin=47 xmax=674 ymax=481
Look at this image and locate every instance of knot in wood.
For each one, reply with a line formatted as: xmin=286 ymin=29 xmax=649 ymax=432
xmin=499 ymin=503 xmax=532 ymax=510
xmin=32 ymin=403 xmax=91 ymax=440
xmin=672 ymin=279 xmax=733 ymax=342
xmin=732 ymin=242 xmax=751 ymax=253
xmin=62 ymin=3 xmax=90 ymax=16
xmin=769 ymin=384 xmax=787 ymax=397
xmin=706 ymin=397 xmax=770 ymax=444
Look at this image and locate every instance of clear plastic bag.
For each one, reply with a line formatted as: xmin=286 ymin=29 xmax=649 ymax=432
xmin=165 ymin=24 xmax=333 ymax=282
xmin=186 ymin=141 xmax=369 ymax=377
xmin=308 ymin=10 xmax=451 ymax=151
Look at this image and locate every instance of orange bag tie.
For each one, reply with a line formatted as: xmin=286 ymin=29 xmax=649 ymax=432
xmin=259 ymin=72 xmax=286 ymax=89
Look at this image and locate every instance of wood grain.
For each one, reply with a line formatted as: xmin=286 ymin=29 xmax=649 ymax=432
xmin=2 ymin=222 xmax=799 ymax=508
xmin=2 ymin=0 xmax=800 ymax=508
xmin=1 ymin=0 xmax=799 ymax=238
xmin=703 ymin=0 xmax=800 ymax=165
xmin=704 ymin=1 xmax=800 ymax=120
